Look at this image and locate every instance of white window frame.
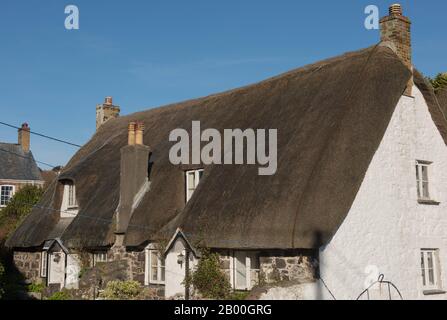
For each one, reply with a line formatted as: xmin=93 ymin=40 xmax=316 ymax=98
xmin=61 ymin=182 xmax=78 ymax=217
xmin=93 ymin=252 xmax=108 ymax=266
xmin=185 ymin=169 xmax=204 ymax=202
xmin=40 ymin=251 xmax=48 ymax=278
xmin=0 ymin=185 xmax=15 ymax=207
xmin=229 ymin=251 xmax=258 ymax=291
xmin=421 ymin=249 xmax=442 ymax=291
xmin=416 ymin=161 xmax=432 ymax=201
xmin=145 ymin=249 xmax=165 ymax=285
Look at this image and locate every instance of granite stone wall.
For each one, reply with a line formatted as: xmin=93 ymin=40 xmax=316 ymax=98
xmin=217 ymin=249 xmax=318 ymax=289
xmin=13 ymin=251 xmax=42 ymax=284
xmin=259 ymin=251 xmax=318 ymax=284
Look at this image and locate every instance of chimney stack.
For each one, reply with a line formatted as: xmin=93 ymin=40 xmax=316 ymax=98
xmin=116 ymin=121 xmax=151 ymax=234
xmin=380 ymin=3 xmax=413 ymax=96
xmin=96 ymin=96 xmax=121 ymax=131
xmin=18 ymin=123 xmax=30 ymax=152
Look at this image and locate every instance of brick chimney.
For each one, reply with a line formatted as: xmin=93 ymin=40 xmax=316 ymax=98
xmin=380 ymin=3 xmax=413 ymax=96
xmin=96 ymin=96 xmax=120 ymax=130
xmin=116 ymin=121 xmax=151 ymax=234
xmin=18 ymin=123 xmax=30 ymax=152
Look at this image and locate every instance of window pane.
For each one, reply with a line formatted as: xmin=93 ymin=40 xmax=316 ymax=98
xmin=188 ymin=172 xmax=195 ymax=189
xmin=235 ymin=252 xmax=247 ymax=289
xmin=161 ymin=266 xmax=165 ymax=282
xmin=421 ymin=252 xmax=426 ymax=286
xmin=151 ymin=252 xmax=158 ymax=267
xmin=427 ymin=252 xmax=435 ymax=285
xmin=151 ymin=267 xmax=158 ymax=281
xmin=422 ymin=182 xmax=430 ymax=199
xmin=422 ymin=166 xmax=429 ymax=181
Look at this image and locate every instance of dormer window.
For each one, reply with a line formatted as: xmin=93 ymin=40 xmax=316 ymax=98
xmin=186 ymin=169 xmax=204 ymax=202
xmin=61 ymin=181 xmax=78 ymax=217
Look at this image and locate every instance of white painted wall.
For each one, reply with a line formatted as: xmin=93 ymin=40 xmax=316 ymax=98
xmin=165 ymin=238 xmax=197 ymax=298
xmin=48 ymin=251 xmax=66 ymax=288
xmin=259 ymin=281 xmax=333 ymax=300
xmin=65 ymin=254 xmax=81 ymax=290
xmin=320 ymin=86 xmax=447 ymax=300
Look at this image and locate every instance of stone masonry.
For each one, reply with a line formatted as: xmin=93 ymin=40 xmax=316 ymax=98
xmin=218 ymin=250 xmax=318 ymax=289
xmin=13 ymin=251 xmax=42 ymax=284
xmin=259 ymin=251 xmax=318 ymax=285
xmin=380 ymin=4 xmax=413 ymax=96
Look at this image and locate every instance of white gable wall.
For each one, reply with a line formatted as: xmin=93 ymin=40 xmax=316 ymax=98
xmin=165 ymin=237 xmax=198 ymax=298
xmin=320 ymin=86 xmax=447 ymax=300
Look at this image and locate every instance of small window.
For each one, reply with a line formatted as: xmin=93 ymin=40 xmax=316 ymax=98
xmin=186 ymin=169 xmax=204 ymax=202
xmin=0 ymin=185 xmax=15 ymax=207
xmin=416 ymin=161 xmax=432 ymax=200
xmin=40 ymin=252 xmax=48 ymax=278
xmin=231 ymin=251 xmax=259 ymax=291
xmin=147 ymin=250 xmax=165 ymax=284
xmin=61 ymin=182 xmax=78 ymax=217
xmin=421 ymin=249 xmax=442 ymax=291
xmin=93 ymin=252 xmax=108 ymax=266
xmin=67 ymin=184 xmax=77 ymax=208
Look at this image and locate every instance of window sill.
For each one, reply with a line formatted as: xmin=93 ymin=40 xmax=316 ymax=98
xmin=418 ymin=199 xmax=440 ymax=206
xmin=423 ymin=289 xmax=446 ymax=296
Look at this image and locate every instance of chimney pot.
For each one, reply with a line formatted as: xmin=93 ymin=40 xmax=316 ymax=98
xmin=128 ymin=122 xmax=136 ymax=146
xmin=389 ymin=4 xmax=403 ymax=16
xmin=105 ymin=96 xmax=113 ymax=105
xmin=135 ymin=122 xmax=145 ymax=146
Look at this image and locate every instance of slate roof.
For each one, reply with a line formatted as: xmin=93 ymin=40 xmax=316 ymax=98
xmin=0 ymin=143 xmax=43 ymax=181
xmin=7 ymin=44 xmax=447 ymax=250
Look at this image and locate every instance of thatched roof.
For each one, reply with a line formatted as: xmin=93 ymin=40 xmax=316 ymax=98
xmin=436 ymin=88 xmax=447 ymax=116
xmin=9 ymin=44 xmax=445 ymax=250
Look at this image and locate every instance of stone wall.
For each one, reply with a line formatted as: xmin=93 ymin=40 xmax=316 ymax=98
xmin=259 ymin=250 xmax=318 ymax=285
xmin=13 ymin=251 xmax=42 ymax=284
xmin=216 ymin=249 xmax=318 ymax=289
xmin=108 ymin=245 xmax=145 ymax=284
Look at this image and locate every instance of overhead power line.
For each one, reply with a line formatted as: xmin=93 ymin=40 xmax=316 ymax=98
xmin=0 ymin=121 xmax=82 ymax=148
xmin=0 ymin=147 xmax=57 ymax=168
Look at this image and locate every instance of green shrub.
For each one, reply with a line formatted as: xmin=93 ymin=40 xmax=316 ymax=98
xmin=47 ymin=291 xmax=71 ymax=300
xmin=99 ymin=280 xmax=142 ymax=300
xmin=27 ymin=282 xmax=45 ymax=293
xmin=227 ymin=291 xmax=250 ymax=300
xmin=188 ymin=250 xmax=231 ymax=300
xmin=428 ymin=73 xmax=447 ymax=92
xmin=0 ymin=185 xmax=44 ymax=242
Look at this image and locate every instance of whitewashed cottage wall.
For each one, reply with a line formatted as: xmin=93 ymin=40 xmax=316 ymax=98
xmin=320 ymin=86 xmax=447 ymax=300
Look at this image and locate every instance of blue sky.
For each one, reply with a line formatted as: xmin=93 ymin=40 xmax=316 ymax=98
xmin=0 ymin=0 xmax=446 ymax=167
